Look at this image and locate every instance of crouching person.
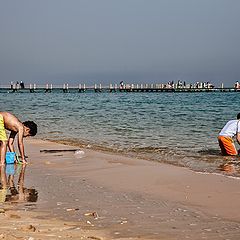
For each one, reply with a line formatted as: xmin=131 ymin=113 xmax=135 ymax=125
xmin=0 ymin=112 xmax=37 ymax=165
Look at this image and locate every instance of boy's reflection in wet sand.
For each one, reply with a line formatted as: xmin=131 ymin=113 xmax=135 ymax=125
xmin=0 ymin=164 xmax=38 ymax=203
xmin=219 ymin=157 xmax=240 ymax=175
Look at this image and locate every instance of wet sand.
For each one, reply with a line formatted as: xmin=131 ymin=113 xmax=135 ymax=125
xmin=1 ymin=139 xmax=240 ymax=239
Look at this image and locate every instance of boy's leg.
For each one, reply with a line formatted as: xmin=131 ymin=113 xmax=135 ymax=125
xmin=218 ymin=137 xmax=227 ymax=155
xmin=0 ymin=115 xmax=8 ymax=165
xmin=0 ymin=140 xmax=7 ymax=165
xmin=218 ymin=136 xmax=237 ymax=156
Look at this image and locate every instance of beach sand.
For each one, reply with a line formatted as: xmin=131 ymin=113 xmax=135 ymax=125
xmin=0 ymin=139 xmax=240 ymax=239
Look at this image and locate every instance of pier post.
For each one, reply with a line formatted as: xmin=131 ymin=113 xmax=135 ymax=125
xmin=29 ymin=83 xmax=37 ymax=92
xmin=63 ymin=83 xmax=69 ymax=93
xmin=109 ymin=83 xmax=116 ymax=92
xmin=109 ymin=83 xmax=113 ymax=92
xmin=135 ymin=84 xmax=139 ymax=92
xmin=45 ymin=83 xmax=52 ymax=93
xmin=78 ymin=84 xmax=86 ymax=92
xmin=131 ymin=84 xmax=134 ymax=92
xmin=221 ymin=83 xmax=224 ymax=92
xmin=29 ymin=84 xmax=34 ymax=93
xmin=94 ymin=84 xmax=101 ymax=92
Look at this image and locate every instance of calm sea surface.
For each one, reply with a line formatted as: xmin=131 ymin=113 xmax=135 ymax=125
xmin=1 ymin=90 xmax=240 ymax=176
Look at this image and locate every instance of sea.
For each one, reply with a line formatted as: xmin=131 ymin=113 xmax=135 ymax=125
xmin=1 ymin=90 xmax=240 ymax=177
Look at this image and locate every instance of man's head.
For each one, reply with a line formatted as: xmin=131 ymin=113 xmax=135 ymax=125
xmin=23 ymin=121 xmax=37 ymax=137
xmin=237 ymin=113 xmax=240 ymax=120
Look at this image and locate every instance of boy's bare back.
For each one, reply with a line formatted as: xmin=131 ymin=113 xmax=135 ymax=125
xmin=0 ymin=112 xmax=23 ymax=133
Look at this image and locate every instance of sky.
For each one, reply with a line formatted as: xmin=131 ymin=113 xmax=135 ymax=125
xmin=0 ymin=0 xmax=240 ymax=87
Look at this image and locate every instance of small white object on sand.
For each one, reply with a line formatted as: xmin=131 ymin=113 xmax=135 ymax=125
xmin=74 ymin=150 xmax=85 ymax=158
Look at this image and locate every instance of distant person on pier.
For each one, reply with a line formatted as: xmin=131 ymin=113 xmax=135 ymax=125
xmin=0 ymin=112 xmax=37 ymax=165
xmin=119 ymin=81 xmax=124 ymax=89
xmin=20 ymin=81 xmax=25 ymax=89
xmin=235 ymin=81 xmax=240 ymax=89
xmin=218 ymin=113 xmax=240 ymax=156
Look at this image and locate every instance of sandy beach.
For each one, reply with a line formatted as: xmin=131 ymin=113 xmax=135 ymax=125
xmin=0 ymin=139 xmax=240 ymax=240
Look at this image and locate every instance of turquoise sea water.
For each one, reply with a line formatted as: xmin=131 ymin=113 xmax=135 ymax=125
xmin=1 ymin=90 xmax=240 ymax=176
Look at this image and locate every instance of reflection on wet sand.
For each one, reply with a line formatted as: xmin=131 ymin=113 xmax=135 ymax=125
xmin=0 ymin=164 xmax=38 ymax=203
xmin=219 ymin=158 xmax=240 ymax=175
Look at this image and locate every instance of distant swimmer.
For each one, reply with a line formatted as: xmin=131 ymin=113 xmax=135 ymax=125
xmin=0 ymin=112 xmax=37 ymax=165
xmin=218 ymin=113 xmax=240 ymax=156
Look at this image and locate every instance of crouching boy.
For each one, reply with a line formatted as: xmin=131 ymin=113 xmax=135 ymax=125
xmin=0 ymin=112 xmax=37 ymax=165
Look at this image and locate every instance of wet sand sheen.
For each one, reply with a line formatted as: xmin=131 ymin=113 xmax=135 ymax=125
xmin=0 ymin=138 xmax=240 ymax=239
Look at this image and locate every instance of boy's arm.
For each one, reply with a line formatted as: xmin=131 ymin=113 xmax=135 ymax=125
xmin=237 ymin=132 xmax=240 ymax=145
xmin=17 ymin=127 xmax=27 ymax=163
xmin=8 ymin=131 xmax=17 ymax=152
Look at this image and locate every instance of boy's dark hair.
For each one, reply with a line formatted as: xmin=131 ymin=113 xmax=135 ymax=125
xmin=23 ymin=121 xmax=37 ymax=136
xmin=237 ymin=113 xmax=240 ymax=120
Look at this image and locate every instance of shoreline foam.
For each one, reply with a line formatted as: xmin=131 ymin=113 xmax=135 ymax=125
xmin=43 ymin=137 xmax=240 ymax=179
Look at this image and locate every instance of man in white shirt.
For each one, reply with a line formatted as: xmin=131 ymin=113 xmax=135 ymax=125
xmin=218 ymin=113 xmax=240 ymax=155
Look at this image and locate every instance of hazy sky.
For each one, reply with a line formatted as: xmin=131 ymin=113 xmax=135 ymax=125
xmin=0 ymin=0 xmax=239 ymax=86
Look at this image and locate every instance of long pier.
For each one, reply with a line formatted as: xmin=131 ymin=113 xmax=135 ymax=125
xmin=0 ymin=83 xmax=239 ymax=93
